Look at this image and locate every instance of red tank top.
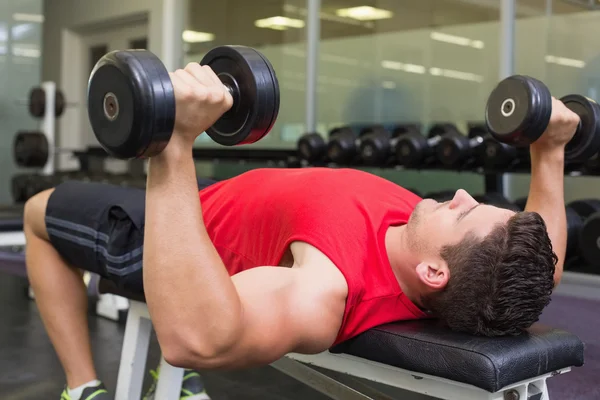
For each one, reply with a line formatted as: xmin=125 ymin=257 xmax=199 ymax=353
xmin=199 ymin=168 xmax=428 ymax=344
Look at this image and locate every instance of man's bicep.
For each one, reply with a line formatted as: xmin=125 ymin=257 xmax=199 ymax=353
xmin=223 ymin=266 xmax=345 ymax=368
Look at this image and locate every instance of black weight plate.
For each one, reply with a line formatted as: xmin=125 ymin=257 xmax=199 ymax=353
xmin=28 ymin=87 xmax=46 ymax=118
xmin=360 ymin=128 xmax=392 ymax=165
xmin=579 ymin=211 xmax=600 ymax=267
xmin=561 ymin=95 xmax=600 ymax=163
xmin=468 ymin=123 xmax=488 ymax=139
xmin=480 ymin=137 xmax=519 ymax=169
xmin=327 ymin=130 xmax=357 ymax=164
xmin=565 ymin=205 xmax=583 ymax=259
xmin=330 ymin=126 xmax=354 ymax=138
xmin=297 ymin=133 xmax=326 ymax=162
xmin=201 ymin=46 xmax=280 ymax=146
xmin=88 ymin=50 xmax=175 ymax=159
xmin=396 ymin=133 xmax=430 ymax=167
xmin=567 ymin=199 xmax=600 ymax=220
xmin=393 ymin=124 xmax=421 ymax=138
xmin=428 ymin=123 xmax=459 ymax=139
xmin=485 ymin=75 xmax=552 ymax=146
xmin=55 ymin=89 xmax=66 ymax=118
xmin=437 ymin=134 xmax=469 ymax=168
xmin=14 ymin=131 xmax=49 ymax=168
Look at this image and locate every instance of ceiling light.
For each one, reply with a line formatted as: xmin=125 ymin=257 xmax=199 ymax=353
xmin=12 ymin=13 xmax=44 ymax=23
xmin=545 ymin=55 xmax=586 ymax=69
xmin=429 ymin=67 xmax=483 ymax=82
xmin=182 ymin=30 xmax=215 ymax=43
xmin=381 ymin=60 xmax=426 ymax=74
xmin=12 ymin=46 xmax=40 ymax=58
xmin=336 ymin=6 xmax=393 ymax=21
xmin=430 ymin=32 xmax=485 ymax=49
xmin=254 ymin=16 xmax=305 ymax=31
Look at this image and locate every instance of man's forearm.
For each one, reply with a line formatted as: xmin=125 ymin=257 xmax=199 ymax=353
xmin=526 ymin=149 xmax=566 ymax=284
xmin=143 ymin=139 xmax=242 ymax=357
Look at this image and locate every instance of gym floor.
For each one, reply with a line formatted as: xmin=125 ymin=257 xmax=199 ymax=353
xmin=0 ymin=273 xmax=598 ymax=400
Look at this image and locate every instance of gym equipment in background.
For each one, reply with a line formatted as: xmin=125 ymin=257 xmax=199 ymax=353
xmin=297 ymin=132 xmax=327 ymax=163
xmin=326 ymin=126 xmax=364 ymax=165
xmin=436 ymin=123 xmax=487 ymax=169
xmin=88 ymin=46 xmax=280 ymax=159
xmin=28 ymin=86 xmax=67 ymax=118
xmin=395 ymin=123 xmax=461 ymax=168
xmin=359 ymin=124 xmax=421 ymax=166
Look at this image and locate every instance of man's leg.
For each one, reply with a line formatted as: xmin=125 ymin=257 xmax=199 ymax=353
xmin=24 ymin=189 xmax=98 ymax=389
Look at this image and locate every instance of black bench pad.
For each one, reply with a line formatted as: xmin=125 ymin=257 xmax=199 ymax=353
xmin=99 ymin=278 xmax=585 ymax=393
xmin=330 ymin=320 xmax=584 ymax=392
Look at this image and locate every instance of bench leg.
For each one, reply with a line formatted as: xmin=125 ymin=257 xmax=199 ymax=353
xmin=154 ymin=356 xmax=185 ymax=400
xmin=115 ymin=301 xmax=152 ymax=400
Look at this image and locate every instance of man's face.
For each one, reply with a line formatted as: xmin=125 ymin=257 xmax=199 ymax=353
xmin=406 ymin=189 xmax=516 ymax=258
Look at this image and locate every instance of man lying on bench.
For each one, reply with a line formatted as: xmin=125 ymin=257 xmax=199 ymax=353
xmin=23 ymin=63 xmax=574 ymax=400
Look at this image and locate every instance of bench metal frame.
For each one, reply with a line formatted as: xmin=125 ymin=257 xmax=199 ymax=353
xmin=118 ymin=300 xmax=567 ymax=400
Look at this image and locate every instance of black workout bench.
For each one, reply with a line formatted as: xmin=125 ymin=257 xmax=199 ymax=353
xmin=99 ymin=279 xmax=584 ymax=400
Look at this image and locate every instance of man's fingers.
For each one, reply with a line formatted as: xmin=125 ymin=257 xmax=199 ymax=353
xmin=184 ymin=62 xmax=216 ymax=88
xmin=202 ymin=65 xmax=223 ymax=87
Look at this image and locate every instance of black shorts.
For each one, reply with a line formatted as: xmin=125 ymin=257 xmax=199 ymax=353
xmin=45 ymin=178 xmax=217 ymax=294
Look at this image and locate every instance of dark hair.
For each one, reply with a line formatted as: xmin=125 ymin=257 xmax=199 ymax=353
xmin=422 ymin=211 xmax=557 ymax=336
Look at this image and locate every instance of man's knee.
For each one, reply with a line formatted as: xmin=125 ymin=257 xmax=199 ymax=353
xmin=24 ymin=188 xmax=54 ymax=240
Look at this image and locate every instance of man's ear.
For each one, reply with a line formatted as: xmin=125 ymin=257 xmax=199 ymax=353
xmin=416 ymin=261 xmax=449 ymax=290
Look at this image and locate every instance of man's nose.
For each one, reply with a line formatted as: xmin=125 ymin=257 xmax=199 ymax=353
xmin=449 ymin=189 xmax=478 ymax=209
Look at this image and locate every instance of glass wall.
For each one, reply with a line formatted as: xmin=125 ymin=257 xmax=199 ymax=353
xmin=515 ymin=0 xmax=598 ymax=98
xmin=182 ymin=0 xmax=308 ymax=149
xmin=509 ymin=0 xmax=600 ymax=202
xmin=316 ymin=0 xmax=501 ymax=137
xmin=0 ymin=0 xmax=43 ymax=204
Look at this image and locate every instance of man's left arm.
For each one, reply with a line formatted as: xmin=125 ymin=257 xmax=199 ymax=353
xmin=525 ymin=97 xmax=580 ymax=286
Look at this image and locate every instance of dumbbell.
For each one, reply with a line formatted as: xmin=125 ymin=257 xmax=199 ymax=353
xmin=485 ymin=75 xmax=600 ymax=163
xmin=326 ymin=126 xmax=367 ymax=165
xmin=480 ymin=135 xmax=529 ymax=171
xmin=27 ymin=86 xmax=67 ymax=118
xmin=395 ymin=123 xmax=461 ymax=168
xmin=436 ymin=123 xmax=487 ymax=169
xmin=87 ymin=46 xmax=280 ymax=159
xmin=14 ymin=131 xmax=50 ymax=168
xmin=359 ymin=124 xmax=421 ymax=166
xmin=472 ymin=193 xmax=521 ymax=211
xmin=569 ymin=200 xmax=600 ymax=265
xmin=297 ymin=132 xmax=327 ymax=163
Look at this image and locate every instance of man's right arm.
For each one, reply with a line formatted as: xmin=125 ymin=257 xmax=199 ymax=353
xmin=165 ymin=261 xmax=348 ymax=370
xmin=525 ymin=98 xmax=580 ymax=285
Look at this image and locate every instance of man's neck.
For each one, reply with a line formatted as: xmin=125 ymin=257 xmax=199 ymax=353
xmin=385 ymin=225 xmax=423 ymax=308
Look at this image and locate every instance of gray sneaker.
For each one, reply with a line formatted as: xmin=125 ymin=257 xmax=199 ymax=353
xmin=143 ymin=368 xmax=211 ymax=400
